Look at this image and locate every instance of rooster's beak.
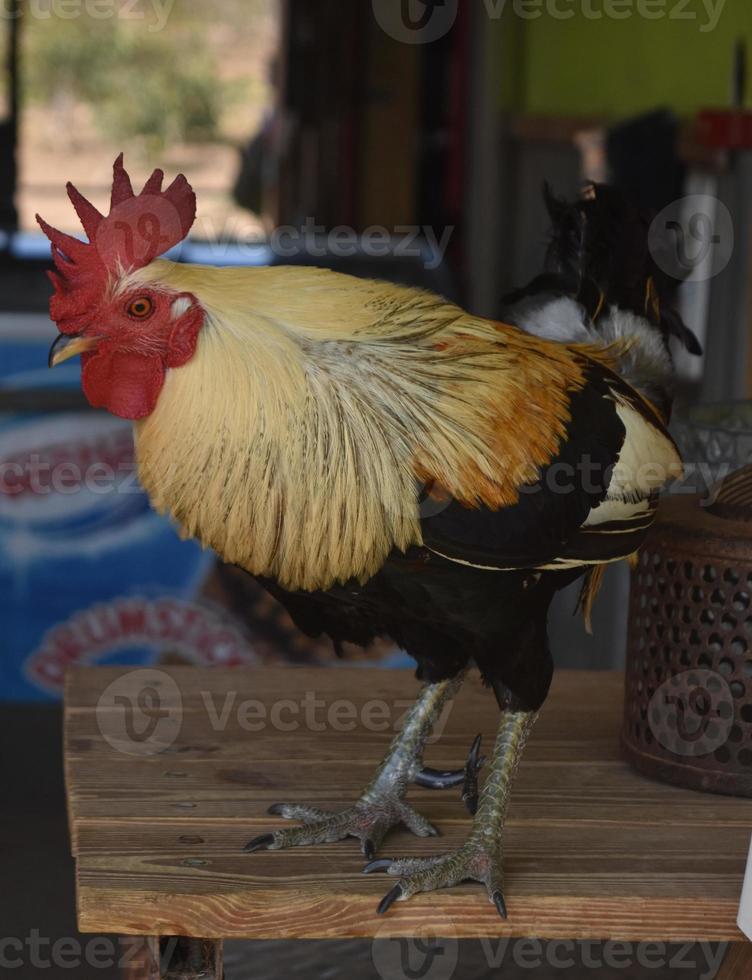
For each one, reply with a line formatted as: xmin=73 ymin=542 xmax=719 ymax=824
xmin=48 ymin=334 xmax=100 ymax=368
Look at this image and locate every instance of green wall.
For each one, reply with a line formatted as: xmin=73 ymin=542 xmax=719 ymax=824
xmin=504 ymin=0 xmax=752 ymax=117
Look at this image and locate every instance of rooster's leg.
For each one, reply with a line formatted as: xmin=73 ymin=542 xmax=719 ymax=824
xmin=244 ymin=669 xmax=472 ymax=859
xmin=365 ymin=708 xmax=537 ymax=919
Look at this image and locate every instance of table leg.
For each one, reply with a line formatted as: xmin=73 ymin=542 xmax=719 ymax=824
xmin=119 ymin=936 xmax=159 ymax=980
xmin=716 ymin=942 xmax=752 ymax=979
xmin=119 ymin=938 xmax=158 ymax=980
xmin=119 ymin=936 xmax=224 ymax=979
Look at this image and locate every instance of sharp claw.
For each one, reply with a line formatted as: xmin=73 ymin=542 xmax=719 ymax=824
xmin=363 ymin=858 xmax=393 ymax=874
xmin=363 ymin=839 xmax=376 ymax=861
xmin=492 ymin=890 xmax=508 ymax=920
xmin=413 ymin=767 xmax=465 ymax=790
xmin=414 ymin=734 xmax=486 ymax=792
xmin=377 ymin=884 xmax=403 ymax=915
xmin=462 ymin=788 xmax=479 ymax=816
xmin=267 ymin=803 xmax=285 ymax=816
xmin=244 ymin=833 xmax=275 ymax=853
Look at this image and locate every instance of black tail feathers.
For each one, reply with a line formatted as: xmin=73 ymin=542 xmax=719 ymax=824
xmin=510 ymin=183 xmax=702 ymax=356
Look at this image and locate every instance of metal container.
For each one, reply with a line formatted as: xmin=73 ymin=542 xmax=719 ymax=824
xmin=623 ymin=467 xmax=752 ymax=797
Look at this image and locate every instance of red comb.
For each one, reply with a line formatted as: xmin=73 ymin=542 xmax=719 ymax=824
xmin=36 ymin=154 xmax=196 ymax=334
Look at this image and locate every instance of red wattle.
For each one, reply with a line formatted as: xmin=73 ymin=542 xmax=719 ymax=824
xmin=82 ymin=349 xmax=165 ymax=420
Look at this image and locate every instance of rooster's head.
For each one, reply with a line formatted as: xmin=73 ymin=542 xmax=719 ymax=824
xmin=37 ymin=154 xmax=202 ymax=420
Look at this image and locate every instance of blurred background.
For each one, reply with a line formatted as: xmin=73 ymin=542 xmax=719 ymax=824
xmin=1 ymin=2 xmax=751 ymax=975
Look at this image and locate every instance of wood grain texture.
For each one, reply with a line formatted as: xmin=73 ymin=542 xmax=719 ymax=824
xmin=64 ymin=667 xmax=751 ymax=941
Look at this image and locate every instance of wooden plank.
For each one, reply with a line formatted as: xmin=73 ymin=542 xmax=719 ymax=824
xmin=81 ymin=888 xmax=744 ymax=943
xmin=66 ymin=764 xmax=751 ymax=823
xmin=64 ymin=666 xmax=620 ymax=718
xmin=65 ymin=668 xmax=751 ymax=941
xmin=65 ymin=721 xmax=626 ymax=764
xmin=72 ymin=821 xmax=748 ymax=939
xmin=66 ymin=665 xmax=433 ymax=709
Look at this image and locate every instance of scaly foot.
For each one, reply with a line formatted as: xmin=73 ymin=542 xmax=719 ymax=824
xmin=243 ymin=672 xmax=471 ymax=859
xmin=246 ymin=795 xmax=439 ymax=860
xmin=245 ymin=731 xmax=483 ymax=859
xmin=364 ymin=837 xmax=508 ymax=918
xmin=363 ymin=708 xmax=538 ymax=918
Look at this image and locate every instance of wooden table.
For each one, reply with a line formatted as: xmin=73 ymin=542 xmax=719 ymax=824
xmin=64 ymin=667 xmax=751 ymax=978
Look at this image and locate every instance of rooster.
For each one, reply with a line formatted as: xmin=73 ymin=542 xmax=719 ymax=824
xmin=39 ymin=157 xmax=697 ymax=918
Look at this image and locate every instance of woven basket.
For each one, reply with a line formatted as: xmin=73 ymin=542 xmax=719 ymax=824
xmin=623 ymin=466 xmax=752 ymax=797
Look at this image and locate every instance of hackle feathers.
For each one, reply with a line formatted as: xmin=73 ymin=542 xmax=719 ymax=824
xmin=131 ymin=263 xmax=603 ymax=591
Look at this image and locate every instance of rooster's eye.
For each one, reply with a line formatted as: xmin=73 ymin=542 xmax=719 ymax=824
xmin=127 ymin=296 xmax=154 ymax=319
